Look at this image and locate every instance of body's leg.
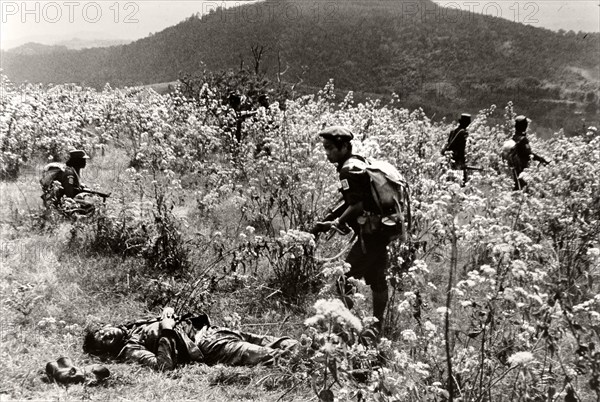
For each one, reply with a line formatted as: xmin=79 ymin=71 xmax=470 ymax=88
xmin=198 ymin=330 xmax=297 ymax=366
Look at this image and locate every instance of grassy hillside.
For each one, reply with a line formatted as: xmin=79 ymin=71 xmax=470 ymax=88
xmin=1 ymin=0 xmax=599 ymax=131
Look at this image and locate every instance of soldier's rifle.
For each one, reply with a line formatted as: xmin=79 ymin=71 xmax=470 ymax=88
xmin=312 ymin=198 xmax=356 ymax=262
xmin=122 ymin=312 xmax=196 ymax=330
xmin=316 ymin=198 xmax=352 ymax=239
xmin=464 ymin=166 xmax=486 ymax=172
xmin=80 ymin=189 xmax=111 ymax=202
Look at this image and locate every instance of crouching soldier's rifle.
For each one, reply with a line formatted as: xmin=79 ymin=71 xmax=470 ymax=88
xmin=464 ymin=166 xmax=485 ymax=172
xmin=80 ymin=189 xmax=111 ymax=202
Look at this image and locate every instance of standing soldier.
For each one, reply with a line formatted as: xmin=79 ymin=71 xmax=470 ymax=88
xmin=502 ymin=115 xmax=549 ymax=190
xmin=311 ymin=126 xmax=397 ymax=333
xmin=441 ymin=113 xmax=471 ymax=182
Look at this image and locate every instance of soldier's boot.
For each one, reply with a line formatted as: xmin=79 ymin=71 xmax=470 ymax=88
xmin=45 ymin=357 xmax=86 ymax=384
xmin=84 ymin=364 xmax=110 ymax=384
xmin=372 ymin=289 xmax=389 ymax=336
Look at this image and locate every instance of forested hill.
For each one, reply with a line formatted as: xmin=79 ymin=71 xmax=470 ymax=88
xmin=2 ymin=0 xmax=599 ymax=131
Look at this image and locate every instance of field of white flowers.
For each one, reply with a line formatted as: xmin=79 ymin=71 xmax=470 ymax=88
xmin=1 ymin=73 xmax=599 ymax=401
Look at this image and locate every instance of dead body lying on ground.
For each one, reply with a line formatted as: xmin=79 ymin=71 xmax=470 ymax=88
xmin=82 ymin=308 xmax=298 ymax=371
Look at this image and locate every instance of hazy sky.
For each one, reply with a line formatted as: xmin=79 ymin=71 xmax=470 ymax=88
xmin=1 ymin=1 xmax=599 ymax=50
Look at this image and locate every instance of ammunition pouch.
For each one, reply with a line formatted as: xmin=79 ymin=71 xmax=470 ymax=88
xmin=357 ymin=213 xmax=382 ymax=235
xmin=358 ymin=212 xmax=406 ymax=241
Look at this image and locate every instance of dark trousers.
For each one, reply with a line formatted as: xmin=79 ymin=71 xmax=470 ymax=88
xmin=512 ymin=168 xmax=526 ymax=190
xmin=337 ymin=231 xmax=391 ymax=328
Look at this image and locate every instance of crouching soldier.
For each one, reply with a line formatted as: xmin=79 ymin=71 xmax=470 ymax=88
xmin=41 ymin=149 xmax=109 ymax=216
xmin=83 ymin=308 xmax=298 ymax=371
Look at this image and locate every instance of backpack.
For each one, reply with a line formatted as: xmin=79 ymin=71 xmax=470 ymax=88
xmin=501 ymin=139 xmax=522 ymax=169
xmin=40 ymin=162 xmax=65 ymax=190
xmin=364 ymin=159 xmax=412 ymax=241
xmin=40 ymin=163 xmax=65 ymax=206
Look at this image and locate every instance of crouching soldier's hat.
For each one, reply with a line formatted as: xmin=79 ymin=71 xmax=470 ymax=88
xmin=318 ymin=125 xmax=354 ymax=142
xmin=69 ymin=150 xmax=90 ymax=159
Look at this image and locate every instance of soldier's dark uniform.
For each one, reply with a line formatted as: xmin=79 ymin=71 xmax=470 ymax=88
xmin=442 ymin=113 xmax=471 ymax=183
xmin=58 ymin=165 xmax=83 ymax=199
xmin=442 ymin=114 xmax=471 ymax=170
xmin=337 ymin=155 xmax=395 ymax=325
xmin=46 ymin=149 xmax=96 ymax=215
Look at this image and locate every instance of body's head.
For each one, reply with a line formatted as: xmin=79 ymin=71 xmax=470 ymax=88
xmin=83 ymin=325 xmax=127 ymax=357
xmin=66 ymin=149 xmax=89 ymax=170
xmin=318 ymin=126 xmax=354 ymax=164
xmin=515 ymin=115 xmax=529 ymax=133
xmin=458 ymin=113 xmax=471 ymax=128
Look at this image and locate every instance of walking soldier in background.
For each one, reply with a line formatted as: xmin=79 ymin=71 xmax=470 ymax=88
xmin=585 ymin=126 xmax=598 ymax=142
xmin=311 ymin=126 xmax=405 ymax=333
xmin=502 ymin=115 xmax=550 ymax=190
xmin=441 ymin=113 xmax=471 ymax=183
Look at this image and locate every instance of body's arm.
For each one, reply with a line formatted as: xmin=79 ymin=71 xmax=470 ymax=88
xmin=119 ymin=338 xmax=177 ymax=371
xmin=118 ymin=315 xmax=178 ymax=371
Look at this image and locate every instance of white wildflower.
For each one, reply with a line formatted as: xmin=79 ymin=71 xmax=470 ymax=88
xmin=424 ymin=321 xmax=437 ymax=333
xmin=436 ymin=307 xmax=451 ymax=316
xmin=321 ymin=342 xmax=337 ymax=354
xmin=507 ymin=351 xmax=534 ymax=366
xmin=481 ymin=265 xmax=496 ymax=275
xmin=304 ymin=315 xmax=324 ymax=327
xmin=397 ymin=300 xmax=410 ymax=313
xmin=402 ymin=329 xmax=418 ymax=342
xmin=309 ymin=299 xmax=362 ymax=331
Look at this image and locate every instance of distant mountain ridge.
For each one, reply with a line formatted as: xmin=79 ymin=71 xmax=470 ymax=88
xmin=5 ymin=38 xmax=131 ymax=55
xmin=2 ymin=0 xmax=598 ymax=131
xmin=5 ymin=43 xmax=69 ymax=56
xmin=54 ymin=38 xmax=131 ymax=50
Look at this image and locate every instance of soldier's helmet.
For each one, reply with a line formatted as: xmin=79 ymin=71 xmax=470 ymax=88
xmin=515 ymin=115 xmax=529 ymax=132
